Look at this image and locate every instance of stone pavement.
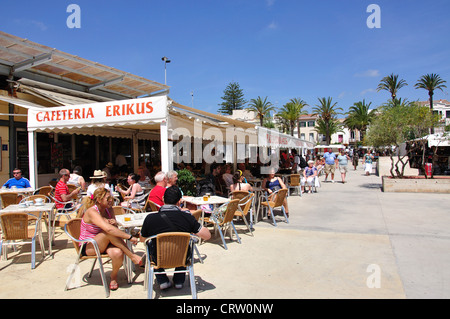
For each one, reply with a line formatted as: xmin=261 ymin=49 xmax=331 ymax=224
xmin=1 ymin=165 xmax=449 ymax=299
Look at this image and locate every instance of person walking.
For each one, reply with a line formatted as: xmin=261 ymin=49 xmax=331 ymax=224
xmin=336 ymin=150 xmax=351 ymax=183
xmin=363 ymin=150 xmax=375 ymax=176
xmin=352 ymin=149 xmax=359 ymax=171
xmin=323 ymin=148 xmax=337 ymax=183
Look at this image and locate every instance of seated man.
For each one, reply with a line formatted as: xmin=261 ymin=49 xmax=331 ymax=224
xmin=140 ymin=186 xmax=211 ymax=290
xmin=55 ymin=168 xmax=80 ymax=210
xmin=2 ymin=168 xmax=31 ymax=189
xmin=148 ymin=171 xmax=167 ymax=207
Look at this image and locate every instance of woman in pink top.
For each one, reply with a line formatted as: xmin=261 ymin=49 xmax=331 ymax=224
xmin=80 ymin=188 xmax=142 ymax=291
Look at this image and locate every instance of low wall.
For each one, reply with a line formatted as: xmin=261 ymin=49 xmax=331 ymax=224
xmin=377 ymin=156 xmax=419 ymax=177
xmin=382 ymin=176 xmax=450 ymax=193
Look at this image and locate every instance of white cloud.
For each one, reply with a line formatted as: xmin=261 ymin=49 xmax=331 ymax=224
xmin=266 ymin=0 xmax=275 ymax=7
xmin=360 ymin=88 xmax=376 ymax=96
xmin=354 ymin=69 xmax=380 ymax=78
xmin=266 ymin=21 xmax=278 ymax=30
xmin=14 ymin=19 xmax=48 ymax=31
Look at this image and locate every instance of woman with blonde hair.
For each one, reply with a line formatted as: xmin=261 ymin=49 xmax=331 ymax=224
xmin=79 ymin=187 xmax=142 ymax=291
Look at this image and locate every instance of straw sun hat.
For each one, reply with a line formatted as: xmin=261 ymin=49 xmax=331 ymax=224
xmin=90 ymin=170 xmax=107 ymax=179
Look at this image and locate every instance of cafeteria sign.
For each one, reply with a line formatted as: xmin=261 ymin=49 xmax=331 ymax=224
xmin=27 ymin=96 xmax=168 ymax=130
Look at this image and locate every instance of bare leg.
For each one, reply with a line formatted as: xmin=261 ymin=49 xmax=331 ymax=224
xmin=86 ymin=233 xmax=141 ymax=264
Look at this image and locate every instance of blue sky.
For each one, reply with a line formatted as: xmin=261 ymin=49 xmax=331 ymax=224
xmin=2 ymin=0 xmax=450 ymax=116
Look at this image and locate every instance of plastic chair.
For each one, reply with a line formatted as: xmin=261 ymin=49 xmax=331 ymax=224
xmin=0 ymin=192 xmax=19 ymax=209
xmin=260 ymin=188 xmax=289 ymax=226
xmin=210 ymin=199 xmax=241 ymax=250
xmin=0 ymin=212 xmax=46 ymax=269
xmin=288 ymin=174 xmax=302 ymax=196
xmin=232 ymin=192 xmax=255 ymax=236
xmin=64 ymin=218 xmax=111 ymax=298
xmin=145 ymin=232 xmax=197 ymax=299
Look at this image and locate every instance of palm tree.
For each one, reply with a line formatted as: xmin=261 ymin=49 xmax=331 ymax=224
xmin=344 ymin=100 xmax=375 ymax=140
xmin=277 ymin=99 xmax=307 ymax=136
xmin=377 ymin=73 xmax=408 ymax=100
xmin=290 ymin=98 xmax=308 ymax=138
xmin=312 ymin=97 xmax=343 ymax=144
xmin=246 ymin=96 xmax=276 ymax=127
xmin=414 ymin=73 xmax=447 ymax=111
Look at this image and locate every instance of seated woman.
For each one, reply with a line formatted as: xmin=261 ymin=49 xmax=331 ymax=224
xmin=116 ymin=173 xmax=146 ymax=209
xmin=229 ymin=171 xmax=253 ymax=192
xmin=87 ymin=170 xmax=111 ymax=197
xmin=79 ymin=187 xmax=142 ymax=291
xmin=262 ymin=168 xmax=289 ymax=216
xmin=301 ymin=160 xmax=318 ymax=193
xmin=68 ymin=166 xmax=86 ymax=191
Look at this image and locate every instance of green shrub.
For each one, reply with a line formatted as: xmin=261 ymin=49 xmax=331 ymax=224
xmin=177 ymin=169 xmax=196 ymax=196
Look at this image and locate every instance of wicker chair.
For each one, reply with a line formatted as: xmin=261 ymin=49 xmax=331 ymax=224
xmin=111 ymin=205 xmax=136 ymax=216
xmin=49 ymin=195 xmax=78 ymax=242
xmin=67 ymin=184 xmax=79 ymax=200
xmin=34 ymin=186 xmax=53 ymax=197
xmin=288 ymin=174 xmax=302 ymax=196
xmin=260 ymin=188 xmax=289 ymax=226
xmin=0 ymin=212 xmax=46 ymax=269
xmin=64 ymin=218 xmax=112 ymax=298
xmin=145 ymin=232 xmax=197 ymax=299
xmin=141 ymin=197 xmax=161 ymax=213
xmin=210 ymin=199 xmax=241 ymax=250
xmin=231 ymin=191 xmax=254 ymax=236
xmin=0 ymin=192 xmax=19 ymax=209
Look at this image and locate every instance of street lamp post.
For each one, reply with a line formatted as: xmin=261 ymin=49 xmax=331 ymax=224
xmin=161 ymin=56 xmax=171 ymax=85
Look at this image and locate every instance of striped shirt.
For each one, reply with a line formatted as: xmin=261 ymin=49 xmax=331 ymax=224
xmin=54 ymin=180 xmax=69 ymax=209
xmin=79 ymin=205 xmax=111 ymax=245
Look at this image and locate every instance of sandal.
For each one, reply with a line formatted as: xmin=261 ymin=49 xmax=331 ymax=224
xmin=109 ymin=281 xmax=119 ymax=291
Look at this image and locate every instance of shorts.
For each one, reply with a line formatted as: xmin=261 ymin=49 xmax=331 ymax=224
xmin=324 ymin=164 xmax=335 ymax=174
xmin=339 ymin=165 xmax=348 ymax=173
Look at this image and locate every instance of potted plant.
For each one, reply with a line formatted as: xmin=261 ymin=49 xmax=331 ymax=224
xmin=177 ymin=169 xmax=196 ymax=196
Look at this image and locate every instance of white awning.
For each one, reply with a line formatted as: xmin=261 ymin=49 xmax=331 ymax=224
xmin=258 ymin=127 xmax=315 ymax=149
xmin=27 ymin=96 xmax=168 ymax=132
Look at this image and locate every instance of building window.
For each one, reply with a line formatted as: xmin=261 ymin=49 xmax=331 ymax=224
xmin=300 ymin=133 xmax=305 ymax=140
xmin=307 ymin=121 xmax=315 ymax=127
xmin=300 ymin=122 xmax=306 ymax=127
xmin=446 ymin=110 xmax=450 ymax=118
xmin=309 ymin=133 xmax=314 ymax=142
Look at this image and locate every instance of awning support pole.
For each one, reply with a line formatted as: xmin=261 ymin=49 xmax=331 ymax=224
xmin=160 ymin=120 xmax=169 ymax=172
xmin=28 ymin=130 xmax=38 ymax=189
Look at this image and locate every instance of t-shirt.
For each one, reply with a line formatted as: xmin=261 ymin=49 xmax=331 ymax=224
xmin=337 ymin=155 xmax=349 ymax=166
xmin=364 ymin=154 xmax=373 ymax=164
xmin=304 ymin=166 xmax=317 ymax=177
xmin=141 ymin=205 xmax=202 ymax=238
xmin=323 ymin=152 xmax=337 ymax=165
xmin=54 ymin=180 xmax=69 ymax=209
xmin=148 ymin=185 xmax=166 ymax=207
xmin=3 ymin=177 xmax=31 ymax=189
xmin=141 ymin=205 xmax=202 ymax=259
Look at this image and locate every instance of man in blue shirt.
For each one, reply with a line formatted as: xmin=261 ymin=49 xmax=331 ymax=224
xmin=2 ymin=168 xmax=31 ymax=189
xmin=323 ymin=149 xmax=337 ymax=183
